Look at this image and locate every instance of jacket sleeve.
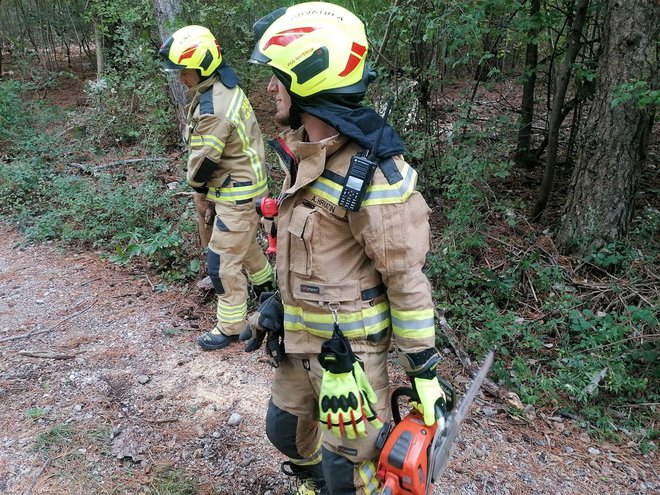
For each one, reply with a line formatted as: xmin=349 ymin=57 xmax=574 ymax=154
xmin=186 ymin=113 xmax=234 ymax=189
xmin=350 ymin=189 xmax=437 ymax=367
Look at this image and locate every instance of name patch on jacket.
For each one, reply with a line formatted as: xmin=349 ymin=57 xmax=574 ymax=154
xmin=301 ymin=191 xmax=347 ymax=218
xmin=300 ymin=284 xmax=320 ymax=294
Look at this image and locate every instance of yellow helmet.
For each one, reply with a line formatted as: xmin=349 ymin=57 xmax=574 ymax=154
xmin=249 ymin=2 xmax=370 ymax=99
xmin=159 ymin=25 xmax=223 ymax=77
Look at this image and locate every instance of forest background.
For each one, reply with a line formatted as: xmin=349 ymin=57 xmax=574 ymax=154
xmin=0 ymin=0 xmax=657 ymax=475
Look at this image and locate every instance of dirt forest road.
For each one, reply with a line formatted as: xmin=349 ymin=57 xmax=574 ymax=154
xmin=0 ymin=223 xmax=657 ymax=495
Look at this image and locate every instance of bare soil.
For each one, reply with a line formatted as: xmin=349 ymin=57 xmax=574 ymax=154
xmin=0 ymin=225 xmax=658 ymax=495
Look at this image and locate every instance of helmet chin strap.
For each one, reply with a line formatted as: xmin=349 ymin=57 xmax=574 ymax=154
xmin=288 ymin=104 xmax=302 ymax=129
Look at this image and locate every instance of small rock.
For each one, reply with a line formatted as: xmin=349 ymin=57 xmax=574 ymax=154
xmin=137 ymin=375 xmax=150 ymax=385
xmin=564 ymin=446 xmax=574 ymax=454
xmin=482 ymin=407 xmax=497 ymax=418
xmin=74 ymin=404 xmax=83 ymax=412
xmin=601 ymin=465 xmax=613 ymax=476
xmin=110 ymin=426 xmax=122 ymax=439
xmin=228 ymin=413 xmax=243 ymax=427
xmin=196 ymin=276 xmax=214 ymax=291
xmin=588 ymin=447 xmax=601 ymax=455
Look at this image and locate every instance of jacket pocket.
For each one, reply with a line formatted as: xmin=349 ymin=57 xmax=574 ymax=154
xmin=287 ymin=204 xmax=316 ymax=276
xmin=292 ymin=276 xmax=360 ymax=305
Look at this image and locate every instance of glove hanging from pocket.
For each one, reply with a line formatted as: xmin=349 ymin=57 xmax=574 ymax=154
xmin=318 ymin=323 xmax=383 ymax=439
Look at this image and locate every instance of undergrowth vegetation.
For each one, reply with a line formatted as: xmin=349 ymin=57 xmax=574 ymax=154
xmin=424 ymin=123 xmax=658 ymax=449
xmin=0 ymin=78 xmax=201 ymax=285
xmin=0 ymin=29 xmax=657 ymax=455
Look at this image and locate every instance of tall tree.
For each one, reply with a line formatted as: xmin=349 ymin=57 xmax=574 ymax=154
xmin=152 ymin=0 xmax=186 ymax=140
xmin=514 ymin=0 xmax=541 ymax=168
xmin=556 ymin=0 xmax=659 ymax=254
xmin=531 ymin=0 xmax=590 ymax=220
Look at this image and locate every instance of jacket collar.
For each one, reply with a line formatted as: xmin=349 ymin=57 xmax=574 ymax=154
xmin=185 ymin=74 xmax=218 ymax=100
xmin=277 ymin=127 xmax=350 ymax=195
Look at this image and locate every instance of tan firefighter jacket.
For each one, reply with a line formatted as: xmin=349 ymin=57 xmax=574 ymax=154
xmin=271 ymin=127 xmax=436 ymax=370
xmin=185 ymin=74 xmax=267 ymax=203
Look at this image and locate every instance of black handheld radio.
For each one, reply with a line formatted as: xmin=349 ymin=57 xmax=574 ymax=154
xmin=337 ymin=100 xmax=393 ymax=212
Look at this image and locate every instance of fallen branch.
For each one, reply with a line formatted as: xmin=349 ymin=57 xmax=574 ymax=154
xmin=0 ymin=300 xmax=97 ymax=343
xmin=24 ymin=456 xmax=52 ymax=495
xmin=145 ymin=417 xmax=179 ymax=424
xmin=435 ymin=308 xmax=524 ymax=410
xmin=171 ymin=191 xmax=194 ymax=199
xmin=18 ymin=350 xmax=79 ymax=360
xmin=69 ymin=157 xmax=170 ymax=175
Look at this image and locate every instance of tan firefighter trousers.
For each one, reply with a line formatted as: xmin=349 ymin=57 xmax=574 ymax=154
xmin=207 ymin=200 xmax=272 ymax=336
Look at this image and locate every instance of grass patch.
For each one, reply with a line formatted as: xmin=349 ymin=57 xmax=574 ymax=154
xmin=34 ymin=424 xmax=74 ymax=451
xmin=26 ymin=407 xmax=48 ymax=420
xmin=145 ymin=466 xmax=198 ymax=495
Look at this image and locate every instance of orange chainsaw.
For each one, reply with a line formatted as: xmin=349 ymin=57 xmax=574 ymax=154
xmin=376 ymin=350 xmax=494 ymax=495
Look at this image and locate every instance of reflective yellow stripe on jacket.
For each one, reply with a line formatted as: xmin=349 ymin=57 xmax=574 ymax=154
xmin=284 ymin=301 xmax=390 ymax=340
xmin=308 ymin=162 xmax=417 ymax=207
xmin=390 ymin=307 xmax=435 ymax=340
xmin=190 ymin=134 xmax=225 ymax=154
xmin=207 ymin=178 xmax=268 ymax=202
xmin=225 ymin=89 xmax=265 ymax=184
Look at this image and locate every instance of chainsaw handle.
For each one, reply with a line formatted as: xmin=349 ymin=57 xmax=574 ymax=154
xmin=390 ymin=387 xmax=418 ymax=424
xmin=391 ymin=386 xmax=448 ymax=425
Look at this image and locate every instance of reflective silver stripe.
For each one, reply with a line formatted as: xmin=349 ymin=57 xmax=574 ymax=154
xmin=207 ymin=177 xmax=268 ymax=202
xmin=362 ymin=162 xmax=416 ymax=206
xmin=283 ymin=306 xmax=390 ymax=339
xmin=307 ymin=162 xmax=417 ymax=207
xmin=390 ymin=313 xmax=434 ymax=331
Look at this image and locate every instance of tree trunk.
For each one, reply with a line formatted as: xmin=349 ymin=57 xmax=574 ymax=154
xmin=556 ymin=0 xmax=659 ymax=255
xmin=531 ymin=0 xmax=589 ymax=221
xmin=515 ymin=0 xmax=541 ymax=168
xmin=94 ymin=23 xmax=105 ymax=77
xmin=152 ymin=0 xmax=187 ymax=142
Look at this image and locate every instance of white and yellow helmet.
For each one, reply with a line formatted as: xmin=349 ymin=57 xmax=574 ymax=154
xmin=159 ymin=25 xmax=223 ymax=77
xmin=250 ymin=2 xmax=371 ymax=99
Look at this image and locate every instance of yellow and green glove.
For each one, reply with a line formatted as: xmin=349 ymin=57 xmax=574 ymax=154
xmin=402 ymin=349 xmax=450 ymax=426
xmin=318 ymin=326 xmax=383 ymax=439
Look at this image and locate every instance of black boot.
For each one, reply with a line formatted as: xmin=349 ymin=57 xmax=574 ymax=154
xmin=281 ymin=461 xmax=328 ymax=495
xmin=197 ymin=328 xmax=238 ymax=350
xmin=251 ymin=280 xmax=275 ymax=301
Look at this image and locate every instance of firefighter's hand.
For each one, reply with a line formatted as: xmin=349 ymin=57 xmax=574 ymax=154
xmin=409 ymin=374 xmax=448 ymax=426
xmin=318 ymin=361 xmax=383 ymax=439
xmin=204 ymin=200 xmax=215 ymax=224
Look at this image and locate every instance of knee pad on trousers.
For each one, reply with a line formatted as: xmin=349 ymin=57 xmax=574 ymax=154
xmin=207 ymin=250 xmax=224 ymax=295
xmin=265 ymin=399 xmax=324 ymax=480
xmin=322 ymin=446 xmax=357 ymax=495
xmin=266 ymin=398 xmax=301 ymax=459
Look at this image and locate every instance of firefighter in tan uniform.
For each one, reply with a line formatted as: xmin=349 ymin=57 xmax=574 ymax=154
xmin=244 ymin=4 xmax=450 ymax=494
xmin=159 ymin=26 xmax=274 ymax=350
